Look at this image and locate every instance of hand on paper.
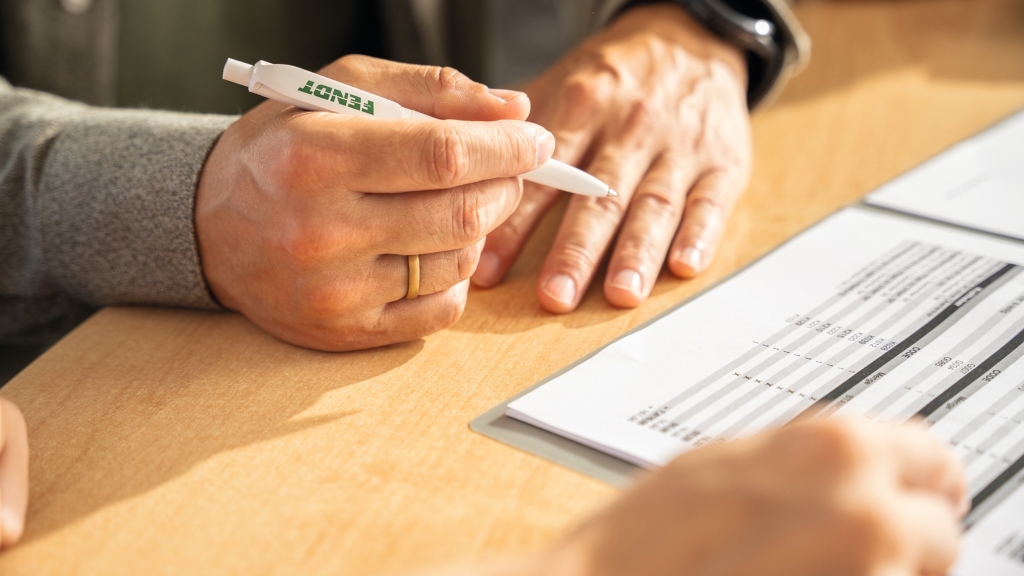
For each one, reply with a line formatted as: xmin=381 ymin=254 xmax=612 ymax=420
xmin=472 ymin=4 xmax=752 ymax=312
xmin=196 ymin=56 xmax=554 ymax=351
xmin=0 ymin=398 xmax=28 ymax=550
xmin=531 ymin=420 xmax=966 ymax=576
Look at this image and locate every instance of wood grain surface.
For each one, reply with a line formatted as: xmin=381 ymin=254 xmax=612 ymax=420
xmin=3 ymin=1 xmax=1024 ymax=573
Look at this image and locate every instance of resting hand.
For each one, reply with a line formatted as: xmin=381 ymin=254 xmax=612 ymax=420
xmin=528 ymin=420 xmax=966 ymax=576
xmin=197 ymin=56 xmax=554 ymax=351
xmin=0 ymin=398 xmax=28 ymax=550
xmin=472 ymin=4 xmax=751 ymax=312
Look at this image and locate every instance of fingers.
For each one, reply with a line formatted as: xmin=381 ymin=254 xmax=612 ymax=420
xmin=469 ymin=181 xmax=563 ymax=287
xmin=533 ymin=195 xmax=623 ymax=314
xmin=469 ymin=75 xmax=610 ymax=289
xmin=667 ymin=168 xmax=744 ymax=279
xmin=833 ymin=421 xmax=964 ymax=573
xmin=286 ymin=114 xmax=554 ymax=193
xmin=268 ymin=280 xmax=473 ymax=352
xmin=604 ymin=154 xmax=700 ymax=307
xmin=375 ymin=280 xmax=472 ymax=345
xmin=0 ymin=399 xmax=28 ymax=549
xmin=359 ymin=177 xmax=523 ymax=255
xmin=896 ymin=493 xmax=962 ymax=575
xmin=779 ymin=421 xmax=963 ymax=575
xmin=320 ymin=55 xmax=531 ymax=121
xmin=874 ymin=422 xmax=966 ymax=512
xmin=373 ymin=241 xmax=485 ymax=302
xmin=533 ymin=141 xmax=659 ymax=313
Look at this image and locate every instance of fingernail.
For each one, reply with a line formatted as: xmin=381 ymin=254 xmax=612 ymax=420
xmin=472 ymin=251 xmax=502 ymax=287
xmin=542 ymin=274 xmax=577 ymax=305
xmin=536 ymin=130 xmax=556 ymax=166
xmin=610 ymin=269 xmax=642 ymax=294
xmin=677 ymin=246 xmax=702 ymax=273
xmin=488 ymin=88 xmax=522 ymax=103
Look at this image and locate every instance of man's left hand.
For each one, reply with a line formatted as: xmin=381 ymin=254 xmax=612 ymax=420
xmin=471 ymin=3 xmax=752 ymax=312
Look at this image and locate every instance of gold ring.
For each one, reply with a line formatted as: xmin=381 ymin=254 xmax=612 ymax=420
xmin=406 ymin=254 xmax=420 ymax=299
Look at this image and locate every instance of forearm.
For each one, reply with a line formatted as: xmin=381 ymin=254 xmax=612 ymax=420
xmin=0 ymin=78 xmax=234 ymax=340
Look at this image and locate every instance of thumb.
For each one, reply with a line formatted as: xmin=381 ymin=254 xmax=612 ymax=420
xmin=328 ymin=116 xmax=556 ymax=192
xmin=318 ymin=55 xmax=531 ymax=121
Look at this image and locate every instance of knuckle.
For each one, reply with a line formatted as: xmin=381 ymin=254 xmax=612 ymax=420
xmin=687 ymin=191 xmax=728 ymax=215
xmin=445 ymin=292 xmax=467 ymax=328
xmin=586 ymin=48 xmax=625 ymax=79
xmin=456 ymin=246 xmax=481 ymax=281
xmin=615 ymin=236 xmax=662 ymax=267
xmin=423 ymin=248 xmax=478 ymax=293
xmin=668 ymin=43 xmax=694 ymax=71
xmin=506 ymin=128 xmax=535 ymax=173
xmin=435 ymin=66 xmax=469 ymax=93
xmin=273 ymin=135 xmax=316 ymax=191
xmin=426 ymin=124 xmax=469 ymax=188
xmin=452 ymin=188 xmax=486 ymax=246
xmin=635 ymin=187 xmax=679 ymax=215
xmin=561 ymin=74 xmax=611 ymax=112
xmin=412 ymin=288 xmax=467 ymax=335
xmin=623 ymin=99 xmax=658 ymax=137
xmin=274 ymin=218 xmax=356 ymax=269
xmin=554 ymin=239 xmax=601 ymax=272
xmin=592 ymin=196 xmax=627 ymax=222
xmin=275 ymin=226 xmax=320 ymax=267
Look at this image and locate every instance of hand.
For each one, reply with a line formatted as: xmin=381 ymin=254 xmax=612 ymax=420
xmin=528 ymin=420 xmax=966 ymax=576
xmin=471 ymin=4 xmax=752 ymax=313
xmin=196 ymin=56 xmax=555 ymax=351
xmin=0 ymin=398 xmax=28 ymax=550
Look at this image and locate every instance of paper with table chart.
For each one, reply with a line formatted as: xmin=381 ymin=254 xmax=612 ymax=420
xmin=866 ymin=108 xmax=1024 ymax=241
xmin=506 ymin=207 xmax=1024 ymax=575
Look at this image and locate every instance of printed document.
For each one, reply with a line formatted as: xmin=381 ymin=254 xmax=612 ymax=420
xmin=867 ymin=109 xmax=1024 ymax=241
xmin=507 ymin=207 xmax=1024 ymax=575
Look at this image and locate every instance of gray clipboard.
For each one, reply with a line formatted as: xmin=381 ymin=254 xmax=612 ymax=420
xmin=469 ymin=201 xmax=1024 ymax=487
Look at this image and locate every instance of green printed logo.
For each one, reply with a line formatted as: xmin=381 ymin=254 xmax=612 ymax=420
xmin=298 ymin=80 xmax=375 ymax=115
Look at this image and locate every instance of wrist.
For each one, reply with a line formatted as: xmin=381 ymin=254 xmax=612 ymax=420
xmin=194 ymin=115 xmax=252 ymax=313
xmin=611 ymin=4 xmax=748 ymax=89
xmin=615 ymin=0 xmax=808 ymax=107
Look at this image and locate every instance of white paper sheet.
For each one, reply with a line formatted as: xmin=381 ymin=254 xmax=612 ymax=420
xmin=866 ymin=109 xmax=1024 ymax=241
xmin=508 ymin=207 xmax=1024 ymax=575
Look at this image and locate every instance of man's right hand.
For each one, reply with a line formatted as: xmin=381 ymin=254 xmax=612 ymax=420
xmin=529 ymin=420 xmax=966 ymax=576
xmin=196 ymin=56 xmax=554 ymax=351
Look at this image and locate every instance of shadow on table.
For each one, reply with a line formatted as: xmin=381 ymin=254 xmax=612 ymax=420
xmin=779 ymin=0 xmax=1024 ymax=106
xmin=452 ymin=191 xmax=697 ymax=336
xmin=457 ymin=267 xmax=688 ymax=336
xmin=1 ymin=308 xmax=424 ymax=545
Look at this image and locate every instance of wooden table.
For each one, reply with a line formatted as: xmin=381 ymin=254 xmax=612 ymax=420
xmin=4 ymin=1 xmax=1024 ymax=573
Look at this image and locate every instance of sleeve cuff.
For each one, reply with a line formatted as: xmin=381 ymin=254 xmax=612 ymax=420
xmin=37 ymin=108 xmax=236 ymax=310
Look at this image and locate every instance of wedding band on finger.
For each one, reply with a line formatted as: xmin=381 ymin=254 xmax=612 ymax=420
xmin=406 ymin=254 xmax=420 ymax=299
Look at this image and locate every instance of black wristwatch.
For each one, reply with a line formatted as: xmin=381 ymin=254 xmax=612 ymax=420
xmin=621 ymin=0 xmax=798 ymax=108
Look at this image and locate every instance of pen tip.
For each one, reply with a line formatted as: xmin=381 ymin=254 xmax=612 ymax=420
xmin=607 ymin=189 xmax=618 ymax=197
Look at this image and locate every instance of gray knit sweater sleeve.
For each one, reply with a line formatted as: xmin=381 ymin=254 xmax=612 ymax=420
xmin=0 ymin=76 xmax=236 ymax=340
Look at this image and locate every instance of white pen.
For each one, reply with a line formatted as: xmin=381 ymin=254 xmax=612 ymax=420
xmin=222 ymin=59 xmax=616 ymax=198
